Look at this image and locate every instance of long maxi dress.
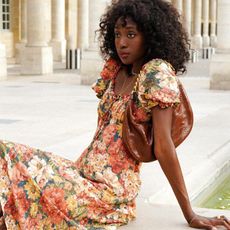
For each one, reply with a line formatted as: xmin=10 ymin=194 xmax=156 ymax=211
xmin=0 ymin=58 xmax=180 ymax=230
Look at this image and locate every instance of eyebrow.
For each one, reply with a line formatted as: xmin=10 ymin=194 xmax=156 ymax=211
xmin=114 ymin=25 xmax=137 ymax=30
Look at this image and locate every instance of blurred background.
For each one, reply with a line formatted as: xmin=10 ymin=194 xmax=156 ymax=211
xmin=0 ymin=0 xmax=230 ymax=88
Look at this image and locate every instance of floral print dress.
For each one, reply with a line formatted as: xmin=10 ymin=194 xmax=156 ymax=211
xmin=0 ymin=58 xmax=180 ymax=230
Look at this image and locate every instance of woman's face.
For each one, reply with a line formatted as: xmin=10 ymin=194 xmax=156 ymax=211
xmin=114 ymin=17 xmax=146 ymax=68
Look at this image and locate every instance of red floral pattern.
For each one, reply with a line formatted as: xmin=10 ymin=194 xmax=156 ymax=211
xmin=0 ymin=58 xmax=179 ymax=229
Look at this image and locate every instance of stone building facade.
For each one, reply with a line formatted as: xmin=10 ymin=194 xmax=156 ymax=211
xmin=0 ymin=0 xmax=230 ymax=89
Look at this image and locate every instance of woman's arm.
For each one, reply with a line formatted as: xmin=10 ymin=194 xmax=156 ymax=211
xmin=151 ymin=106 xmax=230 ymax=229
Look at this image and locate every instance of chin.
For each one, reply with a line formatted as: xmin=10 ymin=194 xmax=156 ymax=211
xmin=120 ymin=59 xmax=132 ymax=65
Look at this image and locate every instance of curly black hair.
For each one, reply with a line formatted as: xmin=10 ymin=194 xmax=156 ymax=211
xmin=98 ymin=0 xmax=190 ymax=74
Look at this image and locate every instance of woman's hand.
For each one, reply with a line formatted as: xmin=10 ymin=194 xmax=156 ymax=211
xmin=189 ymin=214 xmax=230 ymax=229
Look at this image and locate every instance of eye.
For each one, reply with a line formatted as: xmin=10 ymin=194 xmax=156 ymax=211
xmin=127 ymin=32 xmax=136 ymax=38
xmin=114 ymin=32 xmax=120 ymax=38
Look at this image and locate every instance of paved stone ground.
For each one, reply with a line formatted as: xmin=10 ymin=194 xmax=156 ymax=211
xmin=0 ymin=61 xmax=229 ymax=229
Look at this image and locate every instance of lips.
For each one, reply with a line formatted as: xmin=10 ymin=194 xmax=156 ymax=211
xmin=119 ymin=52 xmax=129 ymax=59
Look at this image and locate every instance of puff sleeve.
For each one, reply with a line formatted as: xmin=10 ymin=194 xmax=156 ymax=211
xmin=92 ymin=77 xmax=110 ymax=99
xmin=92 ymin=58 xmax=120 ymax=98
xmin=137 ymin=59 xmax=180 ymax=111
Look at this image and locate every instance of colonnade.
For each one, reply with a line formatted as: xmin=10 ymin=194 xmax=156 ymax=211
xmin=1 ymin=0 xmax=230 ymax=89
xmin=17 ymin=0 xmax=219 ymax=66
xmin=21 ymin=0 xmax=53 ymax=75
xmin=18 ymin=0 xmax=106 ymax=75
xmin=169 ymin=0 xmax=217 ymax=49
xmin=210 ymin=0 xmax=230 ymax=90
xmin=14 ymin=0 xmax=220 ymax=75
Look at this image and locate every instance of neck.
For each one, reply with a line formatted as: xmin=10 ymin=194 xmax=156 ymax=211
xmin=126 ymin=67 xmax=138 ymax=77
xmin=131 ymin=69 xmax=138 ymax=77
xmin=132 ymin=60 xmax=144 ymax=75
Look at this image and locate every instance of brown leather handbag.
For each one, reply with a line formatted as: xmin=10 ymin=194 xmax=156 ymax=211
xmin=122 ymin=80 xmax=194 ymax=162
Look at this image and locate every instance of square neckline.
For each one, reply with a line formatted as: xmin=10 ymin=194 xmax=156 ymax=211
xmin=111 ymin=66 xmax=139 ymax=99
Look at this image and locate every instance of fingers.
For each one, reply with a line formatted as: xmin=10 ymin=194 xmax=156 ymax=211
xmin=199 ymin=222 xmax=217 ymax=230
xmin=216 ymin=220 xmax=230 ymax=229
xmin=220 ymin=215 xmax=230 ymax=225
xmin=188 ymin=214 xmax=230 ymax=230
xmin=189 ymin=218 xmax=217 ymax=230
xmin=213 ymin=215 xmax=230 ymax=230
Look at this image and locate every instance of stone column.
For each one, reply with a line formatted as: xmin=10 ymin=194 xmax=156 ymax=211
xmin=174 ymin=0 xmax=183 ymax=15
xmin=50 ymin=0 xmax=66 ymax=62
xmin=15 ymin=0 xmax=27 ymax=63
xmin=66 ymin=0 xmax=78 ymax=50
xmin=0 ymin=43 xmax=7 ymax=80
xmin=183 ymin=0 xmax=192 ymax=37
xmin=202 ymin=0 xmax=210 ymax=47
xmin=20 ymin=0 xmax=27 ymax=43
xmin=21 ymin=0 xmax=53 ymax=75
xmin=65 ymin=0 xmax=78 ymax=70
xmin=88 ymin=0 xmax=106 ymax=50
xmin=192 ymin=0 xmax=203 ymax=49
xmin=210 ymin=0 xmax=217 ymax=47
xmin=77 ymin=0 xmax=89 ymax=49
xmin=210 ymin=0 xmax=230 ymax=90
xmin=81 ymin=0 xmax=107 ymax=84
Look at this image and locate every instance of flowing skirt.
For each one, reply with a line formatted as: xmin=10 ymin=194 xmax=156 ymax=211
xmin=0 ymin=141 xmax=136 ymax=230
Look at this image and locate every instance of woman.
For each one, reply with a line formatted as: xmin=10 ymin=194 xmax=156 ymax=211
xmin=0 ymin=0 xmax=229 ymax=229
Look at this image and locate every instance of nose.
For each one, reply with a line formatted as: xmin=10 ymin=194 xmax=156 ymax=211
xmin=118 ymin=37 xmax=128 ymax=49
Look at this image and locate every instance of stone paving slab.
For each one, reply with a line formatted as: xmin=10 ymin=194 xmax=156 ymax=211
xmin=120 ymin=199 xmax=230 ymax=230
